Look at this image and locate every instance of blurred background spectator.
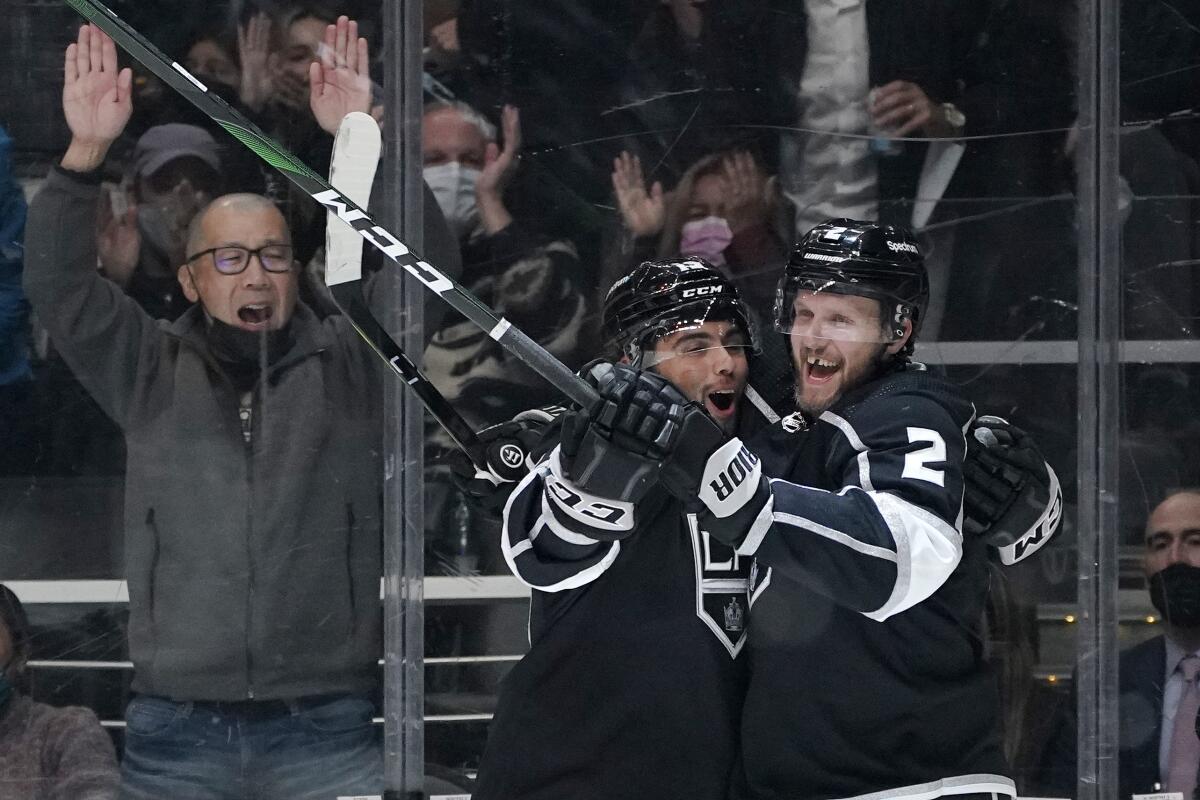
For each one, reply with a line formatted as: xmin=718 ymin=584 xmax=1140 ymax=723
xmin=0 ymin=584 xmax=120 ymax=799
xmin=0 ymin=126 xmax=32 ymax=476
xmin=1036 ymin=490 xmax=1200 ymax=797
xmin=604 ymin=148 xmax=788 ymax=313
xmin=419 ymin=100 xmax=592 ymax=576
xmin=421 ymin=100 xmax=592 ymax=442
xmin=97 ymin=124 xmax=222 ymax=321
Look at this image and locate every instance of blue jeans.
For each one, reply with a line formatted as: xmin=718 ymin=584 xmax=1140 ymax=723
xmin=119 ymin=693 xmax=383 ymax=800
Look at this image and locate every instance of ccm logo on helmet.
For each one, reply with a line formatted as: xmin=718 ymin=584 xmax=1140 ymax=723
xmin=682 ymin=285 xmax=723 ymax=299
xmin=886 ymin=240 xmax=919 ymax=254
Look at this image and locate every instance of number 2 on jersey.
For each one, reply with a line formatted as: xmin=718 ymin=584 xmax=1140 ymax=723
xmin=901 ymin=427 xmax=946 ymax=486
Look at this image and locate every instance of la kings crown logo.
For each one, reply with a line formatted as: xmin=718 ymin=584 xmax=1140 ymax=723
xmin=724 ymin=598 xmax=745 ymax=632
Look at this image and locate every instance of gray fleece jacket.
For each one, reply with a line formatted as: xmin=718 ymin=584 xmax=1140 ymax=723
xmin=24 ymin=167 xmax=398 ymax=701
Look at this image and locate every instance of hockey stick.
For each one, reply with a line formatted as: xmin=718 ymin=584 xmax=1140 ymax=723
xmin=62 ymin=0 xmax=599 ymax=412
xmin=327 ymin=112 xmax=487 ymax=469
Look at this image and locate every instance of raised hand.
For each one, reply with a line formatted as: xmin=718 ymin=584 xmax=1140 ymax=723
xmin=62 ymin=24 xmax=132 ymax=170
xmin=611 ymin=151 xmax=664 ymax=239
xmin=96 ymin=187 xmax=140 ymax=286
xmin=722 ymin=151 xmax=770 ymax=234
xmin=237 ymin=12 xmax=274 ymax=111
xmin=476 ymin=105 xmax=520 ymax=234
xmin=309 ymin=15 xmax=372 ymax=135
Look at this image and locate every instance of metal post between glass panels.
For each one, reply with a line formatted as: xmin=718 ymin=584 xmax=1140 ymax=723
xmin=382 ymin=0 xmax=426 ymax=796
xmin=1075 ymin=0 xmax=1122 ymax=795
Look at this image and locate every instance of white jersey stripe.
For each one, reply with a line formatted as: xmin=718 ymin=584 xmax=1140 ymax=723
xmin=832 ymin=773 xmax=1016 ymax=800
xmin=861 ymin=491 xmax=962 ymax=621
xmin=820 ymin=410 xmax=874 ymax=491
xmin=770 ymin=511 xmax=899 ymax=562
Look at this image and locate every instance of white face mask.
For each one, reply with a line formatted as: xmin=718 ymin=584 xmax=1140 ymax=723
xmin=424 ymin=161 xmax=481 ymax=240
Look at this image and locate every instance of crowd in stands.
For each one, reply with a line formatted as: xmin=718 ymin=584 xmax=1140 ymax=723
xmin=1 ymin=0 xmax=1199 ymax=796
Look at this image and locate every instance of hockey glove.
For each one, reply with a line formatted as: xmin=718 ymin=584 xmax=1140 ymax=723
xmin=558 ymin=362 xmax=685 ymax=504
xmin=448 ymin=406 xmax=564 ymax=515
xmin=963 ymin=415 xmax=1063 ymax=565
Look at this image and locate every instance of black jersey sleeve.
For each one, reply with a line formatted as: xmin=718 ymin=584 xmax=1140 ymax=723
xmin=500 ymin=445 xmax=644 ymax=591
xmin=745 ymin=388 xmax=972 ymax=619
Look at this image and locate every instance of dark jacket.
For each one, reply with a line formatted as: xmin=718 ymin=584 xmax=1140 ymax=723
xmin=754 ymin=0 xmax=986 ymax=223
xmin=0 ymin=126 xmax=29 ymax=387
xmin=1037 ymin=635 xmax=1169 ymax=797
xmin=24 ymin=167 xmax=387 ymax=702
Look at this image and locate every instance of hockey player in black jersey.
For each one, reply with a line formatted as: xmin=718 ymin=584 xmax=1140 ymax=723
xmin=728 ymin=220 xmax=1021 ymax=799
xmin=470 ymin=259 xmax=763 ymax=800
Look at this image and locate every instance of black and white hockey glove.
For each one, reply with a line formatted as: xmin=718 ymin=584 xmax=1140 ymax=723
xmin=558 ymin=362 xmax=688 ymax=504
xmin=963 ymin=415 xmax=1063 ymax=565
xmin=448 ymin=406 xmax=563 ymax=515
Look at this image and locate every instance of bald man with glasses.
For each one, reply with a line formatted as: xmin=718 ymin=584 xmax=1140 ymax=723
xmin=21 ymin=24 xmax=460 ymax=799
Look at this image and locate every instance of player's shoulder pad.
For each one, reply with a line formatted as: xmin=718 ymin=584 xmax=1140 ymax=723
xmin=832 ymin=366 xmax=973 ymax=433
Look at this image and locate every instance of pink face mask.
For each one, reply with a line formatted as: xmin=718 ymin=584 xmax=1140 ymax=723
xmin=679 ymin=216 xmax=733 ymax=266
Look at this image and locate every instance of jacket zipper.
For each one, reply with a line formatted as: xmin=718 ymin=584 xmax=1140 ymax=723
xmin=145 ymin=509 xmax=160 ymax=632
xmin=346 ymin=504 xmax=357 ymax=632
xmin=240 ymin=389 xmax=256 ymax=700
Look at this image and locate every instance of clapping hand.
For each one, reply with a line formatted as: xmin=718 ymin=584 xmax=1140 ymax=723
xmin=310 ymin=15 xmax=373 ymax=135
xmin=476 ymin=105 xmax=520 ymax=234
xmin=721 ymin=151 xmax=770 ymax=234
xmin=237 ymin=13 xmax=274 ymax=111
xmin=611 ymin=151 xmax=665 ymax=239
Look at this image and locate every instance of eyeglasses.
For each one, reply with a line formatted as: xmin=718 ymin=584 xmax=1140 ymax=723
xmin=186 ymin=245 xmax=295 ymax=275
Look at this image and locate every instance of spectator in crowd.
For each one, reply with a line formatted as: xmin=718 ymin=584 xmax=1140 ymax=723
xmin=753 ymin=0 xmax=986 ymax=237
xmin=0 ymin=125 xmax=32 ymax=476
xmin=0 ymin=584 xmax=120 ymax=799
xmin=96 ymin=123 xmax=222 ymax=321
xmin=24 ymin=23 xmax=458 ymax=798
xmin=183 ymin=20 xmax=241 ymax=97
xmin=1038 ymin=489 xmax=1200 ymax=797
xmin=417 ymin=99 xmax=593 ymax=574
xmin=420 ymin=100 xmax=592 ymax=440
xmin=259 ymin=8 xmax=366 ymax=265
xmin=606 ymin=148 xmax=788 ymax=315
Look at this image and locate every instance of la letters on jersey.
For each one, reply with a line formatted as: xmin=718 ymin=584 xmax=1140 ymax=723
xmin=688 ymin=514 xmax=751 ymax=657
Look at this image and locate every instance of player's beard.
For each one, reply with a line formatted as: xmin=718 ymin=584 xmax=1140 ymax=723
xmin=793 ymin=342 xmax=891 ymax=417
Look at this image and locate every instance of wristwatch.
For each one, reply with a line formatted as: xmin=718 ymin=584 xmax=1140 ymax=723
xmin=940 ymin=102 xmax=966 ymax=134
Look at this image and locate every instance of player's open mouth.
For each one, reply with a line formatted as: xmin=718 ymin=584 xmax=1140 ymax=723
xmin=805 ymin=355 xmax=840 ymax=384
xmin=237 ymin=303 xmax=274 ymax=328
xmin=706 ymin=390 xmax=737 ymax=417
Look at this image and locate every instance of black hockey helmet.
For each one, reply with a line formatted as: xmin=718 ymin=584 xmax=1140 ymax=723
xmin=602 ymin=257 xmax=756 ymax=363
xmin=774 ymin=218 xmax=928 ymax=349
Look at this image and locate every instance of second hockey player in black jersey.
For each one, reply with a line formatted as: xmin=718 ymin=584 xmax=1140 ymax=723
xmin=661 ymin=220 xmax=1019 ymax=798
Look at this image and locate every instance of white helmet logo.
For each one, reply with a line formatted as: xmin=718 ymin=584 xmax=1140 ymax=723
xmin=499 ymin=444 xmax=524 ymax=468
